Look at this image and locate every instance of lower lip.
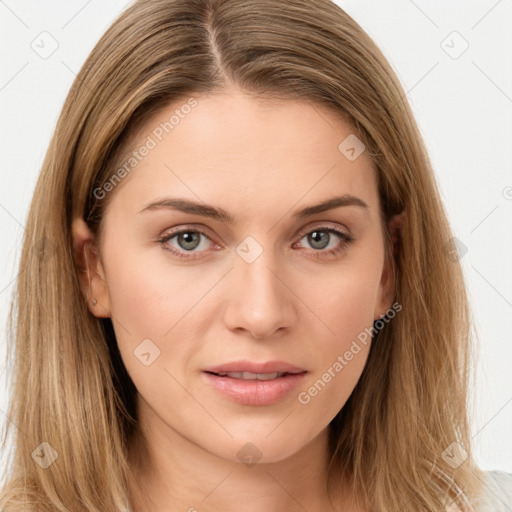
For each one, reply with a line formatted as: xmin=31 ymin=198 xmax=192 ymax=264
xmin=202 ymin=371 xmax=307 ymax=406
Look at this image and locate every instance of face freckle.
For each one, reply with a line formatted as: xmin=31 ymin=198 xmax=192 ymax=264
xmin=95 ymin=88 xmax=394 ymax=467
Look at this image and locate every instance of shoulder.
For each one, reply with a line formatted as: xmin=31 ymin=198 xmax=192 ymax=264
xmin=474 ymin=469 xmax=512 ymax=511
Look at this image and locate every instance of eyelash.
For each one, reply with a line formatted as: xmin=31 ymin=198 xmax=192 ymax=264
xmin=156 ymin=225 xmax=354 ymax=261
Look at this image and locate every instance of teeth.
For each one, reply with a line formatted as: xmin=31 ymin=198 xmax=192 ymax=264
xmin=216 ymin=371 xmax=285 ymax=380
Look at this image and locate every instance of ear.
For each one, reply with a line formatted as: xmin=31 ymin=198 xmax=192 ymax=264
xmin=374 ymin=211 xmax=404 ymax=321
xmin=71 ymin=217 xmax=111 ymax=318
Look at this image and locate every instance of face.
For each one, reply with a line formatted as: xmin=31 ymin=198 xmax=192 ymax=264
xmin=73 ymin=88 xmax=395 ymax=465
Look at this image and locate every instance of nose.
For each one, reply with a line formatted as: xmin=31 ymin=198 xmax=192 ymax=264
xmin=222 ymin=249 xmax=297 ymax=339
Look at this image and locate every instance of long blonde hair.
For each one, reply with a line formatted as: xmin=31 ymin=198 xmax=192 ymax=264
xmin=0 ymin=0 xmax=486 ymax=510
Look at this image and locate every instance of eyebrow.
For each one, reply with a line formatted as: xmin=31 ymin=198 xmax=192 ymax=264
xmin=137 ymin=194 xmax=368 ymax=222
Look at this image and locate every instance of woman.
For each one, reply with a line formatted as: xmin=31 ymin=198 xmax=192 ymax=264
xmin=1 ymin=0 xmax=510 ymax=510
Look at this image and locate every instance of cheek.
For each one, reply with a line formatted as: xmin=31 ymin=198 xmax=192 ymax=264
xmin=106 ymin=261 xmax=167 ymax=334
xmin=101 ymin=239 xmax=221 ymax=377
xmin=102 ymin=251 xmax=200 ymax=404
xmin=103 ymin=236 xmax=196 ymax=335
xmin=303 ymin=257 xmax=383 ymax=346
xmin=295 ymin=256 xmax=383 ymax=406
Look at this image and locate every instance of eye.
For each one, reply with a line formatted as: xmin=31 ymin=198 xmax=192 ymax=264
xmin=157 ymin=227 xmax=218 ymax=260
xmin=294 ymin=225 xmax=354 ymax=259
xmin=157 ymin=223 xmax=354 ymax=261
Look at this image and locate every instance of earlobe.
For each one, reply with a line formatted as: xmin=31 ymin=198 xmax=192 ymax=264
xmin=71 ymin=217 xmax=111 ymax=318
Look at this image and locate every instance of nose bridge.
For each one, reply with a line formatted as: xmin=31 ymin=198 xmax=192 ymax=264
xmin=223 ymin=236 xmax=295 ymax=338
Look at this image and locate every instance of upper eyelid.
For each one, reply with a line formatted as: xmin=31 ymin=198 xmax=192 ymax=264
xmin=161 ymin=220 xmax=350 ymax=235
xmin=295 ymin=222 xmax=350 ymax=237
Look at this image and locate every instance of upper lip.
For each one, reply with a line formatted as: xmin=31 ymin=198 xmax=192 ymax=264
xmin=203 ymin=360 xmax=307 ymax=374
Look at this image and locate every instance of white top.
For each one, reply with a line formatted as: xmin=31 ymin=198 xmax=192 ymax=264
xmin=473 ymin=470 xmax=512 ymax=511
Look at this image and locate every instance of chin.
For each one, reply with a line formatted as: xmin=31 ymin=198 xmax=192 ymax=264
xmin=206 ymin=431 xmax=314 ymax=466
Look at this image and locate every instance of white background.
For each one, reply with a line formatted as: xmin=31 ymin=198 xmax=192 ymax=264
xmin=0 ymin=0 xmax=511 ymax=474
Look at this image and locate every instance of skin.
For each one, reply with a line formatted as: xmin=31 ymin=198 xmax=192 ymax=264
xmin=72 ymin=86 xmax=402 ymax=512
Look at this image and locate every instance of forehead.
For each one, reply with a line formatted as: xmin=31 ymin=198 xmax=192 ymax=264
xmin=104 ymin=91 xmax=379 ymax=221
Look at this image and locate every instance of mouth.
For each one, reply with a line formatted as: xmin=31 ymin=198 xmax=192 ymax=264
xmin=202 ymin=369 xmax=308 ymax=406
